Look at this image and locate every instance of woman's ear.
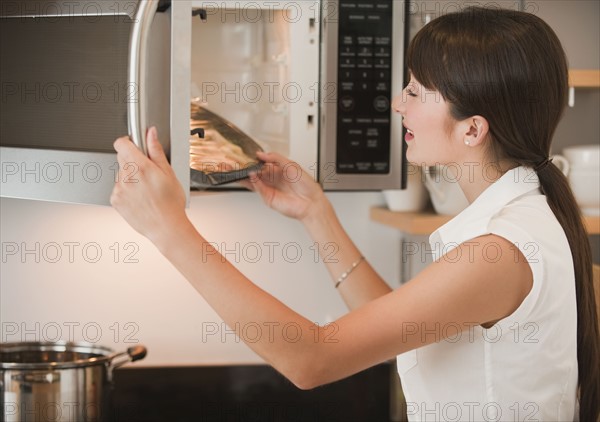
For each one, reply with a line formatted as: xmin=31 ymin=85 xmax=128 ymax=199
xmin=462 ymin=116 xmax=489 ymax=147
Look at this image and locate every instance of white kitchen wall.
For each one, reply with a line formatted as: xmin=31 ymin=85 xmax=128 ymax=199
xmin=0 ymin=192 xmax=401 ymax=365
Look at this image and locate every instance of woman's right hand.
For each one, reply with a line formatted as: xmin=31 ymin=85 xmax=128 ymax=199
xmin=242 ymin=151 xmax=328 ymax=222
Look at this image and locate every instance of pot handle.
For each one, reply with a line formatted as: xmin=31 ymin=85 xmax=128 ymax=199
xmin=109 ymin=345 xmax=148 ymax=371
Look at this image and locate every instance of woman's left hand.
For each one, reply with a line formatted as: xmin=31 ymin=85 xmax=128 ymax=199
xmin=111 ymin=127 xmax=188 ymax=244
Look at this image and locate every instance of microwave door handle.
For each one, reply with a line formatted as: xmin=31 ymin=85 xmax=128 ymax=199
xmin=128 ymin=0 xmax=160 ymax=155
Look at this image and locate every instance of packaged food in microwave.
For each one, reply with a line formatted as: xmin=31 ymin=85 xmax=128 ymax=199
xmin=189 ymin=103 xmax=264 ymax=188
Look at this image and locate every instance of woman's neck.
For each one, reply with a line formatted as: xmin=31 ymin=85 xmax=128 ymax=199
xmin=457 ymin=160 xmax=518 ymax=204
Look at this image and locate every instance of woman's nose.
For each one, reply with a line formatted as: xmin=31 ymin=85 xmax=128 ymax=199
xmin=391 ymin=94 xmax=405 ymax=116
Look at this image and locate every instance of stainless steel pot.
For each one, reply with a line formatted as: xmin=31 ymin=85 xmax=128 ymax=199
xmin=0 ymin=342 xmax=147 ymax=422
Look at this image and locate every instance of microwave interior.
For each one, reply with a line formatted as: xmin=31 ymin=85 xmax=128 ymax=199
xmin=190 ymin=7 xmax=294 ymax=159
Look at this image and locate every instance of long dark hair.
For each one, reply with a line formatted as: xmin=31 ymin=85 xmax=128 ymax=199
xmin=407 ymin=7 xmax=599 ymax=420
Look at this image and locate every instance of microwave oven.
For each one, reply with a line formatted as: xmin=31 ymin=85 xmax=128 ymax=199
xmin=0 ymin=0 xmax=406 ymax=205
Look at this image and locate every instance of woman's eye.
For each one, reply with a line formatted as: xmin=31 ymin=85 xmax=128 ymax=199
xmin=406 ymin=90 xmax=417 ymax=97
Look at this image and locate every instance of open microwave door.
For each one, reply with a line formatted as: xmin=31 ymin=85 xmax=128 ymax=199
xmin=0 ymin=0 xmax=191 ymax=205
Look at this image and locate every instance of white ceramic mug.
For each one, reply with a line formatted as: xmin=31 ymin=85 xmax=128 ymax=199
xmin=383 ymin=164 xmax=428 ymax=212
xmin=561 ymin=145 xmax=600 ymax=216
xmin=549 ymin=154 xmax=570 ymax=176
xmin=423 ymin=165 xmax=469 ymax=215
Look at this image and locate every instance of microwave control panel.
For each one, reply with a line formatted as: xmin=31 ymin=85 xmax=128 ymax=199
xmin=335 ymin=0 xmax=393 ymax=174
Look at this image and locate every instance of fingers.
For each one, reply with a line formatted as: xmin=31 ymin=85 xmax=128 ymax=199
xmin=256 ymin=150 xmax=292 ymax=166
xmin=114 ymin=135 xmax=145 ymax=169
xmin=113 ymin=128 xmax=171 ymax=175
xmin=246 ymin=173 xmax=270 ymax=200
xmin=146 ymin=127 xmax=171 ymax=172
xmin=238 ymin=178 xmax=255 ymax=192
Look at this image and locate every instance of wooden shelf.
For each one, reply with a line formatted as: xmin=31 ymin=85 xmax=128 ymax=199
xmin=371 ymin=207 xmax=600 ymax=236
xmin=569 ymin=69 xmax=600 ymax=88
xmin=370 ymin=208 xmax=451 ymax=235
xmin=584 ymin=214 xmax=600 ymax=234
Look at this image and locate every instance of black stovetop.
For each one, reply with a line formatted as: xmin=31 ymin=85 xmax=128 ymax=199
xmin=111 ymin=363 xmax=392 ymax=422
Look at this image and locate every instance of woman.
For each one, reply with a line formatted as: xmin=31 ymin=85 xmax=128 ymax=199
xmin=111 ymin=7 xmax=599 ymax=421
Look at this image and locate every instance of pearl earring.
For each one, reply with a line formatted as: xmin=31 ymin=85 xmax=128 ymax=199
xmin=465 ymin=140 xmax=471 ymax=146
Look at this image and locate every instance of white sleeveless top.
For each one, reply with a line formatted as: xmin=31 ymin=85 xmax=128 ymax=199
xmin=396 ymin=166 xmax=578 ymax=422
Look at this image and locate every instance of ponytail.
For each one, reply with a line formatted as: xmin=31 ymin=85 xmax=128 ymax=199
xmin=537 ymin=164 xmax=600 ymax=420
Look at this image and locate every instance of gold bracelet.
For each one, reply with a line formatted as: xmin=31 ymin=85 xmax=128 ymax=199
xmin=335 ymin=256 xmax=365 ymax=289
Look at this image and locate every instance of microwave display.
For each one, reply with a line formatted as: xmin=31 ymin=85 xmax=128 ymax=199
xmin=336 ymin=0 xmax=393 ymax=174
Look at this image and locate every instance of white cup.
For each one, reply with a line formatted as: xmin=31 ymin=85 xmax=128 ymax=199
xmin=550 ymin=154 xmax=570 ymax=176
xmin=423 ymin=165 xmax=469 ymax=215
xmin=561 ymin=145 xmax=600 ymax=216
xmin=383 ymin=164 xmax=429 ymax=212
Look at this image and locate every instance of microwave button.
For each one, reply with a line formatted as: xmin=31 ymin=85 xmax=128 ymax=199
xmin=367 ymin=15 xmax=382 ymax=22
xmin=342 ymin=36 xmax=354 ymax=45
xmin=373 ymin=117 xmax=390 ymax=124
xmin=375 ymin=81 xmax=389 ymax=92
xmin=367 ymin=139 xmax=379 ymax=148
xmin=341 ymin=70 xmax=356 ymax=80
xmin=374 ymin=59 xmax=391 ymax=69
xmin=357 ymin=58 xmax=374 ymax=69
xmin=356 ymin=117 xmax=373 ymax=124
xmin=339 ymin=163 xmax=356 ymax=171
xmin=357 ymin=3 xmax=375 ymax=9
xmin=340 ymin=58 xmax=356 ymax=68
xmin=356 ymin=162 xmax=373 ymax=171
xmin=366 ymin=128 xmax=380 ymax=137
xmin=341 ymin=117 xmax=354 ymax=124
xmin=357 ymin=36 xmax=374 ymax=45
xmin=374 ymin=47 xmax=391 ymax=58
xmin=359 ymin=82 xmax=370 ymax=91
xmin=341 ymin=81 xmax=355 ymax=91
xmin=375 ymin=70 xmax=391 ymax=80
xmin=357 ymin=46 xmax=373 ymax=57
xmin=340 ymin=96 xmax=356 ymax=112
xmin=359 ymin=70 xmax=372 ymax=80
xmin=340 ymin=46 xmax=357 ymax=57
xmin=375 ymin=37 xmax=391 ymax=46
xmin=374 ymin=162 xmax=389 ymax=172
xmin=348 ymin=14 xmax=366 ymax=22
xmin=373 ymin=96 xmax=390 ymax=112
